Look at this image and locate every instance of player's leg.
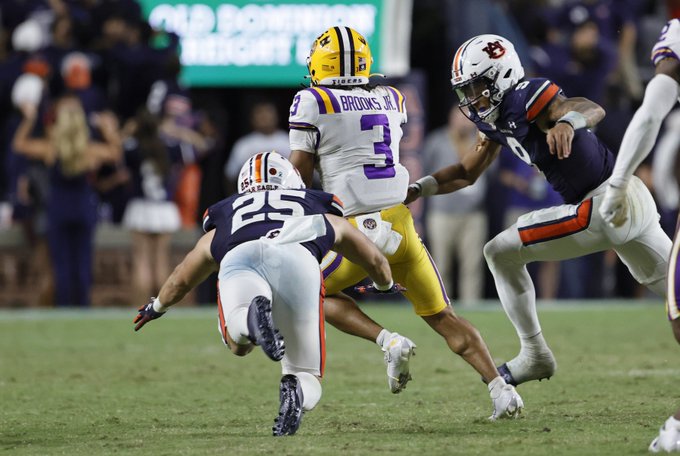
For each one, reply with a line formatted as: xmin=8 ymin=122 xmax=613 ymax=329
xmin=321 ymin=231 xmax=416 ymax=393
xmin=485 ymin=199 xmax=615 ymax=385
xmin=216 ymin=243 xmax=283 ymax=359
xmin=391 ymin=219 xmax=523 ymax=418
xmin=264 ymin=243 xmax=325 ymax=436
xmin=666 ymin=231 xmax=680 ymax=343
xmin=609 ymin=176 xmax=675 ymax=341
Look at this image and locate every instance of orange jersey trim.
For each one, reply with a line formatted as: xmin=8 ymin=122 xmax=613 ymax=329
xmin=526 ymin=83 xmax=560 ymax=122
xmin=518 ymin=199 xmax=593 ymax=246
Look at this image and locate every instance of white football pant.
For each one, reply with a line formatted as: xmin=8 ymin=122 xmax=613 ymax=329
xmin=217 ymin=239 xmax=326 ymax=377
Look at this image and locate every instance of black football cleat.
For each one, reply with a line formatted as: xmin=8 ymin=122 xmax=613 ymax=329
xmin=247 ymin=296 xmax=285 ymax=361
xmin=272 ymin=374 xmax=304 ymax=436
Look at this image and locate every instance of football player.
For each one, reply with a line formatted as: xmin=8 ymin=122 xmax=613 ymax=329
xmin=593 ymin=19 xmax=680 ymax=451
xmin=133 ymin=151 xmax=401 ymax=436
xmin=406 ymin=34 xmax=672 ymax=386
xmin=289 ymin=26 xmax=523 ymax=420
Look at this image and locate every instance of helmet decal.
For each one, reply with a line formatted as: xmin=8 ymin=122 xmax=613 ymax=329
xmin=482 ymin=40 xmax=506 ymax=59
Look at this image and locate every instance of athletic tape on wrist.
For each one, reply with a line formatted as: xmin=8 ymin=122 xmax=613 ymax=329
xmin=415 ymin=175 xmax=438 ymax=197
xmin=557 ymin=111 xmax=587 ymax=130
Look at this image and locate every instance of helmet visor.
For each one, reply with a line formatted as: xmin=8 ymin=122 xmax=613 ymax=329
xmin=455 ymin=78 xmax=489 ymax=108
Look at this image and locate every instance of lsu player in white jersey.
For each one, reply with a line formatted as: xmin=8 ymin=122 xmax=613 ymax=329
xmin=289 ymin=26 xmax=523 ymax=420
xmin=596 ymin=19 xmax=680 ymax=452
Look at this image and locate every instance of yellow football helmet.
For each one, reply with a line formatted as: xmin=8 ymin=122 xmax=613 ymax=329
xmin=306 ymin=26 xmax=373 ymax=86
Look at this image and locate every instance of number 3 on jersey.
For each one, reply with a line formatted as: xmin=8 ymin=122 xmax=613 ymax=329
xmin=361 ymin=114 xmax=396 ymax=179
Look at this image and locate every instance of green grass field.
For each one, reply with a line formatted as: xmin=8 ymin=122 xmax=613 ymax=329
xmin=1 ymin=301 xmax=678 ymax=455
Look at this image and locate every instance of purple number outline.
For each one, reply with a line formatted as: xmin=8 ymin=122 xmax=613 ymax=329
xmin=290 ymin=94 xmax=301 ymax=116
xmin=361 ymin=114 xmax=396 ymax=179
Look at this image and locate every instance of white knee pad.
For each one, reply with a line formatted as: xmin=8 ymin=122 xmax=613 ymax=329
xmin=296 ymin=372 xmax=322 ymax=411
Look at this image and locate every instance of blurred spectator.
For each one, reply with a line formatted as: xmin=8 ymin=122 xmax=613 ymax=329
xmin=12 ymin=94 xmax=121 ymax=306
xmin=121 ymin=108 xmax=182 ymax=305
xmin=546 ymin=0 xmax=643 ymax=100
xmin=498 ymin=152 xmax=563 ymax=299
xmin=5 ymin=73 xmax=52 ymax=306
xmin=157 ymin=90 xmax=209 ymax=229
xmin=421 ymin=107 xmax=488 ymax=302
xmin=224 ymin=101 xmax=290 ymax=194
xmin=532 ymin=20 xmax=617 ymax=104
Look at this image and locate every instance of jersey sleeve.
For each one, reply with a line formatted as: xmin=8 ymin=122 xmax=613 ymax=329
xmin=651 ymin=19 xmax=680 ymax=66
xmin=520 ymin=78 xmax=562 ymax=123
xmin=202 ymin=206 xmax=216 ymax=232
xmin=387 ymin=86 xmax=408 ymax=124
xmin=289 ymin=89 xmax=321 ymax=153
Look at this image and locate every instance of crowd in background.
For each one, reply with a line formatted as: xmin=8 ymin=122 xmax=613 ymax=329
xmin=0 ymin=0 xmax=678 ymax=306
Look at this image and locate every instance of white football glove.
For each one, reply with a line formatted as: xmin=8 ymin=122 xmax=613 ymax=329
xmin=488 ymin=377 xmax=524 ymax=420
xmin=650 ymin=416 xmax=680 ymax=453
xmin=599 ymin=183 xmax=629 ymax=228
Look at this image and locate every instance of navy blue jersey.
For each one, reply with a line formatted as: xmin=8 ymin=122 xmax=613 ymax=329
xmin=203 ymin=189 xmax=344 ymax=264
xmin=472 ymin=78 xmax=614 ymax=204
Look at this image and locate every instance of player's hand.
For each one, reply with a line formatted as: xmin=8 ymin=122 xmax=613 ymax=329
xmin=488 ymin=379 xmax=524 ymax=421
xmin=598 ymin=184 xmax=628 ymax=228
xmin=354 ymin=283 xmax=407 ymax=294
xmin=547 ymin=122 xmax=575 ymax=159
xmin=133 ymin=298 xmax=165 ymax=331
xmin=403 ymin=184 xmax=420 ymax=204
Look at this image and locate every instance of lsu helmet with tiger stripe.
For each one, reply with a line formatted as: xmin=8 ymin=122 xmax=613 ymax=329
xmin=451 ymin=34 xmax=524 ymax=123
xmin=306 ymin=26 xmax=373 ymax=87
xmin=237 ymin=151 xmax=305 ymax=194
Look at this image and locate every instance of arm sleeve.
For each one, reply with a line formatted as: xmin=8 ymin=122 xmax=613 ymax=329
xmin=289 ymin=90 xmax=320 ymax=152
xmin=610 ymin=74 xmax=680 ymax=187
xmin=652 ymin=109 xmax=680 ymax=209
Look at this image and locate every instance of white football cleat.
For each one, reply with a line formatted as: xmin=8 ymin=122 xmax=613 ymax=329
xmin=502 ymin=350 xmax=557 ymax=386
xmin=382 ymin=333 xmax=416 ymax=394
xmin=650 ymin=416 xmax=680 ymax=452
xmin=488 ymin=378 xmax=524 ymax=420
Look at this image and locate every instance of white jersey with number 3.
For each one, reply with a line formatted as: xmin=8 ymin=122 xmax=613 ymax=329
xmin=289 ymin=85 xmax=409 ymax=216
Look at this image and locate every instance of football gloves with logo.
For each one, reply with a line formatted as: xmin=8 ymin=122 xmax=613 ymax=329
xmin=133 ymin=298 xmax=166 ymax=331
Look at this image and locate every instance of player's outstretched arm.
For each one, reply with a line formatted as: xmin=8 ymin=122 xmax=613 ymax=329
xmin=134 ymin=231 xmax=218 ymax=331
xmin=405 ymin=133 xmax=501 ymax=204
xmin=325 ymin=214 xmax=394 ymax=290
xmin=600 ymin=59 xmax=680 ymax=227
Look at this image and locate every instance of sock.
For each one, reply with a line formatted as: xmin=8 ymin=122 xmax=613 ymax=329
xmin=376 ymin=328 xmax=391 ymax=348
xmin=518 ymin=332 xmax=550 ymax=357
xmin=667 ymin=416 xmax=680 ymax=430
xmin=296 ymin=372 xmax=322 ymax=411
xmin=226 ymin=306 xmax=250 ymax=345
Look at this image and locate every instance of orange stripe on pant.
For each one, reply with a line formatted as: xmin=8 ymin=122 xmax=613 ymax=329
xmin=318 ymin=271 xmax=326 ymax=377
xmin=518 ymin=199 xmax=593 ymax=246
xmin=216 ymin=280 xmax=228 ymax=344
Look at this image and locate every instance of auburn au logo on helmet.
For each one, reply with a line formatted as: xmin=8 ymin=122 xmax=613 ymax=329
xmin=306 ymin=26 xmax=373 ymax=87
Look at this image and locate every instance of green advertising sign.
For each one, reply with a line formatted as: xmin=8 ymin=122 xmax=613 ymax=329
xmin=138 ymin=0 xmax=406 ymax=87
